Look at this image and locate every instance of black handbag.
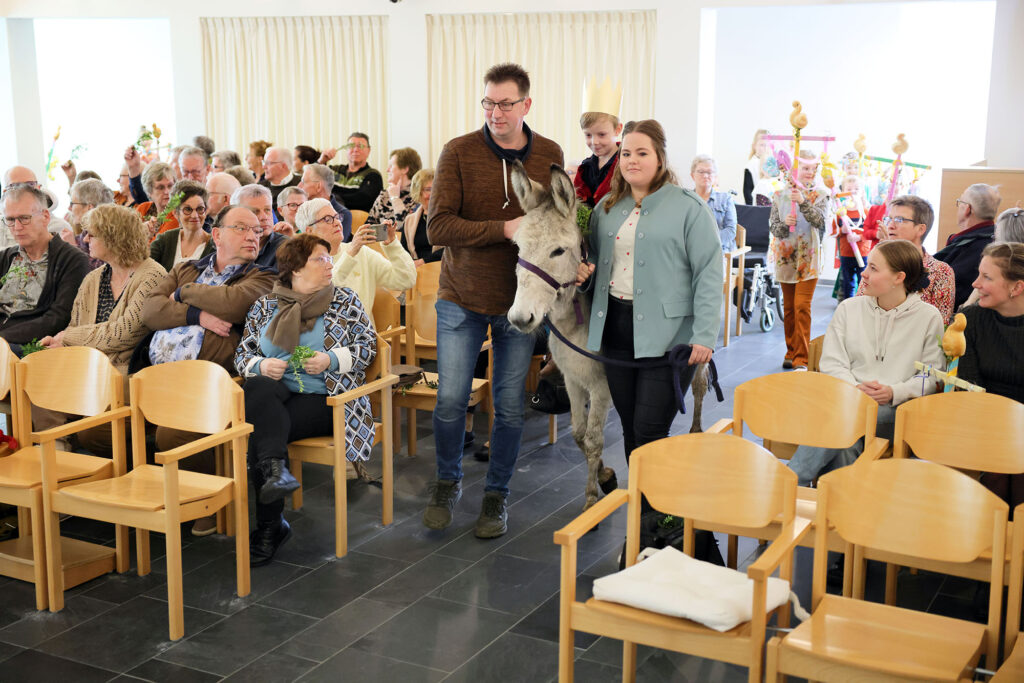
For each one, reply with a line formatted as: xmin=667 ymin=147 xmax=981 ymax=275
xmin=528 ymin=374 xmax=571 ymax=414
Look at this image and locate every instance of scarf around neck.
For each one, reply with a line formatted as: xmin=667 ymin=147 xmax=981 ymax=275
xmin=265 ymin=281 xmax=334 ymax=353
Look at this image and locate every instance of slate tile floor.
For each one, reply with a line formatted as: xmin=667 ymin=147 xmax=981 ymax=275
xmin=0 ymin=284 xmax=986 ymax=682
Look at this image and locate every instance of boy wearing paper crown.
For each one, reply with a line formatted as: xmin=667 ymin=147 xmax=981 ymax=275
xmin=574 ymin=77 xmax=623 ymax=208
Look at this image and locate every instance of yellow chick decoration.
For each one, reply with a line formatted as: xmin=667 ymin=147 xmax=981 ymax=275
xmin=892 ymin=133 xmax=909 ymax=157
xmin=853 ymin=134 xmax=867 ymax=157
xmin=789 ymin=101 xmax=808 ymax=130
xmin=941 ymin=313 xmax=967 ymax=392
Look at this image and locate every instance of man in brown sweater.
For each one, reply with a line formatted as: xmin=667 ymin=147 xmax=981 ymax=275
xmin=423 ymin=63 xmax=564 ymax=539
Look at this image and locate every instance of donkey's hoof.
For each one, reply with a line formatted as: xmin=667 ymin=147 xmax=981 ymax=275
xmin=598 ymin=468 xmax=618 ymax=495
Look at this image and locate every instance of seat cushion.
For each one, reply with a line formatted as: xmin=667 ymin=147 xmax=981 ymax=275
xmin=0 ymin=447 xmax=112 ymax=489
xmin=781 ymin=594 xmax=986 ymax=680
xmin=58 ymin=464 xmax=231 ymax=511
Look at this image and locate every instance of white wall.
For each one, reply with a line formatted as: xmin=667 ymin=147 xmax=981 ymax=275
xmin=2 ymin=0 xmax=1019 ymax=193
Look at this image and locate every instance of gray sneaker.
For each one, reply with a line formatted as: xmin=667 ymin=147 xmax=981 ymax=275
xmin=474 ymin=491 xmax=508 ymax=539
xmin=423 ymin=479 xmax=462 ymax=530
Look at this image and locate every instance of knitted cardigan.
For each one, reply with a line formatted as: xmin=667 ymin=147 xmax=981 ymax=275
xmin=62 ymin=258 xmax=167 ymax=373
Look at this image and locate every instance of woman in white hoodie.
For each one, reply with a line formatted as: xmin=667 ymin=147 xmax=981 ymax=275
xmin=788 ymin=239 xmax=945 ymax=485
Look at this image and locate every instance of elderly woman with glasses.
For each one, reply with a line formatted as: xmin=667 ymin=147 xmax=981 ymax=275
xmin=133 ymin=161 xmax=178 ymax=240
xmin=149 ymin=180 xmax=215 ymax=271
xmin=690 ymin=155 xmax=737 ymax=252
xmin=235 ymin=233 xmax=376 ymax=566
xmin=295 ymin=197 xmax=415 ymax=326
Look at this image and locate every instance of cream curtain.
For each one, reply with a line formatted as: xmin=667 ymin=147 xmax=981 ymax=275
xmin=201 ymin=16 xmax=389 ymax=172
xmin=425 ymin=11 xmax=656 ymax=166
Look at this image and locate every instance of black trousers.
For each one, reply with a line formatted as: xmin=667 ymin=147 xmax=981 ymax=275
xmin=601 ymin=298 xmax=679 ymax=463
xmin=244 ymin=376 xmax=333 ymax=523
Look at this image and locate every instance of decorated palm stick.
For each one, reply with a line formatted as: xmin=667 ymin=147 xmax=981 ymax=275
xmin=834 ymin=192 xmax=865 ymax=268
xmin=885 ymin=134 xmax=909 ymax=207
xmin=787 ymin=101 xmax=808 ymax=225
xmin=44 ymin=126 xmax=61 ymax=181
xmin=853 ymin=134 xmax=867 ymax=175
xmin=941 ymin=313 xmax=967 ymax=393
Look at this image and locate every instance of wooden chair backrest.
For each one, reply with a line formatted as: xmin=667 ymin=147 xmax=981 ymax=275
xmin=18 ymin=346 xmax=121 ymax=417
xmin=894 ymin=392 xmax=1024 ymax=474
xmin=734 ymin=372 xmax=877 ymax=449
xmin=371 ymin=287 xmax=402 ymax=334
xmin=807 ymin=335 xmax=824 ymax=372
xmin=0 ymin=337 xmax=14 ymax=401
xmin=820 ymin=458 xmax=1007 ymax=565
xmin=365 ymin=335 xmax=390 ymax=383
xmin=736 ymin=224 xmax=746 ymax=249
xmin=409 ymin=260 xmax=442 ymax=343
xmin=350 ymin=210 xmax=369 ymax=231
xmin=632 ymin=433 xmax=796 ymax=530
xmin=130 ymin=360 xmax=241 ymax=434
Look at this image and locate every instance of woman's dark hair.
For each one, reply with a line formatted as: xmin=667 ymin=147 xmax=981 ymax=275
xmin=602 ymin=119 xmax=678 ymax=213
xmin=294 ymin=145 xmax=320 ymax=165
xmin=276 ymin=233 xmax=331 ymax=288
xmin=169 ymin=179 xmax=208 ymax=212
xmin=875 ymin=239 xmax=928 ymax=294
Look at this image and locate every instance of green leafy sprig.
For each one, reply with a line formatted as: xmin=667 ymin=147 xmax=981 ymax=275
xmin=288 ymin=345 xmax=316 ymax=393
xmin=21 ymin=339 xmax=44 ymax=355
xmin=576 ymin=204 xmax=593 ymax=237
xmin=135 ymin=127 xmax=154 ymax=149
xmin=0 ymin=264 xmax=29 ymax=288
xmin=156 ymin=192 xmax=184 ymax=225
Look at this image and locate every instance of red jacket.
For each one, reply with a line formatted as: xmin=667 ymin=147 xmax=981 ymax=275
xmin=574 ymin=153 xmax=617 ymax=207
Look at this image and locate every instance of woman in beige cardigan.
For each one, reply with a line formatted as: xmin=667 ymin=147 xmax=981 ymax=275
xmin=41 ymin=204 xmax=166 ymax=372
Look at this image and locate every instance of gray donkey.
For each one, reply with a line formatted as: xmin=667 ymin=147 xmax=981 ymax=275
xmin=507 ymin=162 xmax=712 ymax=510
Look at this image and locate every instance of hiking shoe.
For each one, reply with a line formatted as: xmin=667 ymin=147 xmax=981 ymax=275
xmin=423 ymin=479 xmax=462 ymax=530
xmin=474 ymin=491 xmax=508 ymax=539
xmin=782 ymin=358 xmax=794 ymax=369
xmin=258 ymin=458 xmax=300 ymax=504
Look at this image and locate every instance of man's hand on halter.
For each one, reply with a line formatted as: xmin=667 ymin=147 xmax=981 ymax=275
xmin=574 ymin=262 xmax=595 ymax=286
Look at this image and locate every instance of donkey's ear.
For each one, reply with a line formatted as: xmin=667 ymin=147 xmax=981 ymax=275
xmin=510 ymin=160 xmax=543 ymax=212
xmin=549 ymin=164 xmax=576 ymax=219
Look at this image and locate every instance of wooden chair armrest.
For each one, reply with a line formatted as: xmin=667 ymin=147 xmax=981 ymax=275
xmin=726 ymin=246 xmax=752 ymax=260
xmin=553 ymin=489 xmax=628 ymax=546
xmin=32 ymin=406 xmax=132 ymax=442
xmin=747 ymin=516 xmax=812 ymax=582
xmin=858 ymin=436 xmax=890 ymax=463
xmin=380 ymin=326 xmax=406 ymax=343
xmin=327 ymin=373 xmax=401 ymax=405
xmin=154 ymin=423 xmax=254 ymax=464
xmin=705 ymin=418 xmax=734 ymax=434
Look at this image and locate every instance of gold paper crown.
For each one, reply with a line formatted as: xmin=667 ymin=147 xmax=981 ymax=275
xmin=581 ymin=76 xmax=622 ymax=117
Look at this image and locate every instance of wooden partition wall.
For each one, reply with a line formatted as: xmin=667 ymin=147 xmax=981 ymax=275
xmin=938 ymin=167 xmax=1024 ymax=247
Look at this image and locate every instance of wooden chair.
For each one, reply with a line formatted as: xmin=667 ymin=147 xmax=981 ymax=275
xmin=350 ymin=210 xmax=369 ymax=231
xmin=288 ymin=335 xmax=399 ymax=557
xmin=890 ymin=391 xmax=1024 ymax=654
xmin=722 ymin=224 xmax=751 ymax=347
xmin=993 ymin=633 xmax=1024 ymax=682
xmin=0 ymin=338 xmax=14 ymax=453
xmin=807 ymin=334 xmax=824 ymax=372
xmin=0 ymin=346 xmax=128 ymax=611
xmin=371 ymin=286 xmax=405 ymax=347
xmin=395 ymin=260 xmax=492 ymax=457
xmin=706 ymin=371 xmax=888 ymax=567
xmin=554 ymin=432 xmax=809 ymax=683
xmin=41 ymin=360 xmax=252 ymax=640
xmin=766 ymin=458 xmax=1008 ymax=679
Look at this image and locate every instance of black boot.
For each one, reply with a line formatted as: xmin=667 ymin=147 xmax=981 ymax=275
xmin=250 ymin=517 xmax=291 ymax=567
xmin=258 ymin=458 xmax=300 ymax=504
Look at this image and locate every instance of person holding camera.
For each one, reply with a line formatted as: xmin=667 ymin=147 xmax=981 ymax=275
xmin=294 ymin=197 xmax=415 ymax=327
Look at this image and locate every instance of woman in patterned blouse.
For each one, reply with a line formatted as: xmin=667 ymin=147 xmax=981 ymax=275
xmin=367 ymin=147 xmax=422 ymax=227
xmin=234 ymin=233 xmax=377 ymax=566
xmin=40 ymin=204 xmax=166 ymax=373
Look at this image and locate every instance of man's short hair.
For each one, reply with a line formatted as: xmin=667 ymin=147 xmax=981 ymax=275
xmin=71 ymin=178 xmax=114 ymax=207
xmin=231 ymin=183 xmax=272 ymax=205
xmin=963 ymin=183 xmax=1001 ymax=221
xmin=192 ymin=135 xmax=216 ymax=158
xmin=178 ymin=146 xmax=208 ymax=164
xmin=277 ymin=185 xmax=307 ymax=208
xmin=348 ymin=132 xmax=370 ymax=147
xmin=579 ymin=112 xmax=620 ymax=130
xmin=484 ymin=62 xmax=530 ymax=97
xmin=169 ymin=144 xmax=187 ymax=159
xmin=889 ymin=195 xmax=935 ymax=238
xmin=305 ymin=164 xmax=336 ymax=194
xmin=265 ymin=146 xmax=293 ymax=167
xmin=225 ymin=165 xmax=256 ymax=186
xmin=74 ymin=170 xmax=102 ymax=183
xmin=141 ymin=162 xmax=175 ymax=195
xmin=212 ymin=150 xmax=241 ymax=168
xmin=2 ymin=185 xmax=48 ymax=211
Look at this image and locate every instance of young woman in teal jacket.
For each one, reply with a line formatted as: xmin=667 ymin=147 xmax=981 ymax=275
xmin=584 ymin=119 xmax=723 ymax=472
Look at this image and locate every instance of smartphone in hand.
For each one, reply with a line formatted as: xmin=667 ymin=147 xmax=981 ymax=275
xmin=366 ymin=223 xmax=388 ymax=242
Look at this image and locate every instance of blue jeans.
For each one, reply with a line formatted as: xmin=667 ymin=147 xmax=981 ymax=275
xmin=838 ymin=255 xmax=865 ymax=300
xmin=433 ymin=299 xmax=536 ymax=495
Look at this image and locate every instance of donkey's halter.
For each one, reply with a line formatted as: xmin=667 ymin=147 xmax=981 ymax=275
xmin=516 ymin=256 xmax=584 ymax=325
